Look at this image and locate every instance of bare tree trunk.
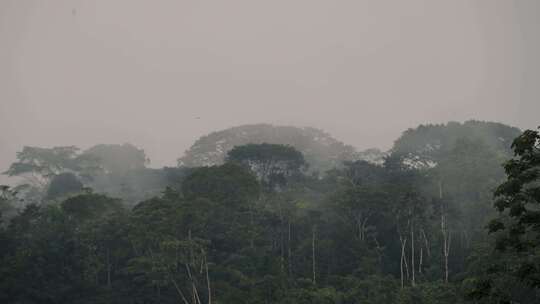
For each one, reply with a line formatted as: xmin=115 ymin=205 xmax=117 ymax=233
xmin=280 ymin=229 xmax=285 ymax=273
xmin=278 ymin=202 xmax=285 ymax=273
xmin=439 ymin=180 xmax=450 ymax=283
xmin=439 ymin=179 xmax=443 ymax=201
xmin=205 ymin=255 xmax=211 ymax=304
xmin=192 ymin=285 xmax=199 ymax=304
xmin=463 ymin=229 xmax=470 ymax=249
xmin=354 ymin=218 xmax=361 ymax=241
xmin=400 ymin=236 xmax=407 ymax=288
xmin=372 ymin=235 xmax=383 ymax=269
xmin=444 ymin=232 xmax=451 ymax=283
xmin=312 ymin=224 xmax=317 ymax=285
xmin=169 ymin=275 xmax=190 ymax=304
xmin=249 ymin=202 xmax=255 ymax=249
xmin=288 ymin=220 xmax=292 ymax=277
xmin=130 ymin=239 xmax=139 ymax=256
xmin=421 ymin=229 xmax=431 ymax=258
xmin=189 ymin=229 xmax=194 ymax=265
xmin=404 ymin=248 xmax=410 ymax=281
xmin=411 ymin=223 xmax=415 ymax=286
xmin=186 ymin=263 xmax=202 ymax=304
xmin=106 ymin=247 xmax=112 ymax=288
xmin=400 ymin=245 xmax=404 ymax=288
xmin=361 ymin=218 xmax=369 ymax=242
xmin=419 ymin=246 xmax=423 ymax=275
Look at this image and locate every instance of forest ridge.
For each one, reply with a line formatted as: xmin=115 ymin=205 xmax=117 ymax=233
xmin=0 ymin=120 xmax=539 ymax=304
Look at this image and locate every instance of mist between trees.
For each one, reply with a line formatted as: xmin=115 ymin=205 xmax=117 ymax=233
xmin=0 ymin=120 xmax=539 ymax=304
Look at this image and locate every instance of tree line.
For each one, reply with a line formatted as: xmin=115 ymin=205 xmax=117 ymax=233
xmin=0 ymin=121 xmax=538 ymax=303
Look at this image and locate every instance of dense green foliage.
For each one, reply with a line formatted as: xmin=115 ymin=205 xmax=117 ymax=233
xmin=227 ymin=143 xmax=307 ymax=189
xmin=464 ymin=127 xmax=540 ymax=303
xmin=1 ymin=121 xmax=538 ymax=303
xmin=46 ymin=172 xmax=84 ymax=200
xmin=3 ymin=143 xmax=190 ymax=207
xmin=392 ymin=120 xmax=520 ymax=168
xmin=81 ymin=143 xmax=149 ymax=175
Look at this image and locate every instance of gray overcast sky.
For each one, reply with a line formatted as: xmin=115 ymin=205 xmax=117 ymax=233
xmin=1 ymin=0 xmax=539 ymax=181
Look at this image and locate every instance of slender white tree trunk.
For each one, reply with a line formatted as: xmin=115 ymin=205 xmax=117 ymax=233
xmin=205 ymin=255 xmax=211 ymax=304
xmin=106 ymin=247 xmax=112 ymax=288
xmin=439 ymin=180 xmax=450 ymax=283
xmin=400 ymin=236 xmax=407 ymax=288
xmin=419 ymin=246 xmax=423 ymax=275
xmin=421 ymin=229 xmax=431 ymax=258
xmin=288 ymin=220 xmax=292 ymax=277
xmin=312 ymin=224 xmax=317 ymax=285
xmin=411 ymin=223 xmax=415 ymax=286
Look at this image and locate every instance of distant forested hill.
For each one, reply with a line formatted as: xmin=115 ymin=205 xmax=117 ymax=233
xmin=391 ymin=120 xmax=521 ymax=168
xmin=178 ymin=124 xmax=385 ymax=173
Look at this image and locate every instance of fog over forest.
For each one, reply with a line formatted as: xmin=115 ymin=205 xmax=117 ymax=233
xmin=1 ymin=0 xmax=540 ymax=181
xmin=1 ymin=1 xmax=540 ymax=304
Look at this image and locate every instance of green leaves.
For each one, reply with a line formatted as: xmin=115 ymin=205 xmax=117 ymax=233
xmin=392 ymin=121 xmax=520 ymax=169
xmin=61 ymin=193 xmax=123 ymax=222
xmin=81 ymin=143 xmax=149 ymax=175
xmin=511 ymin=129 xmax=540 ymax=156
xmin=468 ymin=127 xmax=540 ymax=301
xmin=4 ymin=146 xmax=82 ymax=178
xmin=1 ymin=123 xmax=537 ymax=303
xmin=178 ymin=124 xmax=358 ymax=173
xmin=487 ymin=219 xmax=505 ymax=233
xmin=183 ymin=162 xmax=260 ymax=203
xmin=227 ymin=143 xmax=307 ymax=190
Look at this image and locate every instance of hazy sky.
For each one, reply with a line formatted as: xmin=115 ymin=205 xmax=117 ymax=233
xmin=1 ymin=0 xmax=539 ymax=181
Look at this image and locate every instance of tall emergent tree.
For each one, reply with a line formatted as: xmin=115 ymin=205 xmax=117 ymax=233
xmin=226 ymin=143 xmax=307 ymax=190
xmin=489 ymin=127 xmax=540 ymax=286
xmin=4 ymin=146 xmax=87 ymax=187
xmin=466 ymin=127 xmax=540 ymax=304
xmin=81 ymin=143 xmax=149 ymax=175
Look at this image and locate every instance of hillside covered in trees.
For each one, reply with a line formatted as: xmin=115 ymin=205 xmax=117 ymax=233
xmin=178 ymin=124 xmax=386 ymax=173
xmin=1 ymin=120 xmax=539 ymax=304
